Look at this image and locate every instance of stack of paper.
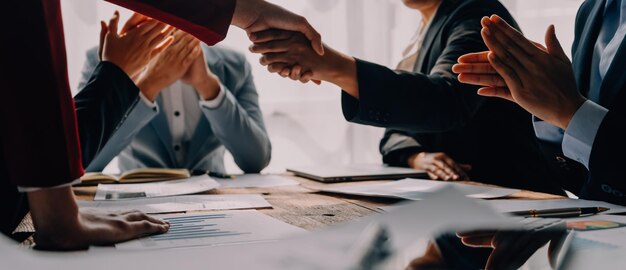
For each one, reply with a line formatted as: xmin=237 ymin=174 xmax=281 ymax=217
xmin=78 ymin=194 xmax=271 ymax=214
xmin=322 ymin=179 xmax=520 ymax=200
xmin=94 ymin=175 xmax=219 ymax=201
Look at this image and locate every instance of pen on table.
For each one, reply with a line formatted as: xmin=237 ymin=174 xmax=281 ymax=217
xmin=190 ymin=170 xmax=236 ymax=179
xmin=508 ymin=207 xmax=610 ymax=218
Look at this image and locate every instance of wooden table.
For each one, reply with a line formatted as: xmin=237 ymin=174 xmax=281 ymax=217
xmin=71 ymin=175 xmax=565 ymax=230
xmin=15 ymin=175 xmax=565 ymax=245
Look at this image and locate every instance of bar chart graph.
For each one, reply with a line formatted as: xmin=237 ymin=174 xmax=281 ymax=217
xmin=116 ymin=210 xmax=307 ymax=250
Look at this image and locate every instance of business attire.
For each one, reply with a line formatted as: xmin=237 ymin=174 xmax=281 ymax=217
xmin=0 ymin=0 xmax=235 ymax=237
xmin=77 ymin=45 xmax=271 ymax=173
xmin=535 ymin=0 xmax=626 ymax=204
xmin=342 ymin=0 xmax=562 ymax=194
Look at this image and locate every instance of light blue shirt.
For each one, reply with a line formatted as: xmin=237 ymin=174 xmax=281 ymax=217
xmin=535 ymin=0 xmax=625 ymax=169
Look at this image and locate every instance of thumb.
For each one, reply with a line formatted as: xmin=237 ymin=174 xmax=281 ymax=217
xmin=98 ymin=21 xmax=108 ymax=61
xmin=108 ymin=11 xmax=120 ymax=38
xmin=545 ymin=25 xmax=569 ymax=62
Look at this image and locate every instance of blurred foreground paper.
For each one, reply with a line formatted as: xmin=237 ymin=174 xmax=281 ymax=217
xmin=79 ymin=194 xmax=271 ymax=213
xmin=322 ymin=178 xmax=519 ymax=200
xmin=94 ymin=175 xmax=219 ymax=201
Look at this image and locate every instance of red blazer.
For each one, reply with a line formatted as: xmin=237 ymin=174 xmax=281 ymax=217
xmin=0 ymin=0 xmax=234 ymax=188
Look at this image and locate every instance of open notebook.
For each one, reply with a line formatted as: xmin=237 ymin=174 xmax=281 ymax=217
xmin=76 ymin=168 xmax=191 ymax=186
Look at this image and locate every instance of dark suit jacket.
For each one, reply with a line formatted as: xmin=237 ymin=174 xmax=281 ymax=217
xmin=0 ymin=0 xmax=234 ymax=237
xmin=343 ymin=0 xmax=563 ymax=194
xmin=547 ymin=0 xmax=626 ymax=204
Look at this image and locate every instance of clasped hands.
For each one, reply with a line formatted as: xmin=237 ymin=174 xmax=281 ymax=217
xmin=99 ymin=12 xmax=220 ymax=102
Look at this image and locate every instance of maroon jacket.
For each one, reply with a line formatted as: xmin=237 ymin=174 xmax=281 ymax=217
xmin=0 ymin=0 xmax=235 ymax=235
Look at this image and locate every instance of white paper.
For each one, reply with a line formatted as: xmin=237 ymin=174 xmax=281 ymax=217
xmin=78 ymin=194 xmax=271 ymax=213
xmin=115 ymin=210 xmax=306 ymax=250
xmin=216 ymin=174 xmax=299 ymax=188
xmin=485 ymin=198 xmax=626 ymax=215
xmin=322 ymin=178 xmax=519 ymax=200
xmin=94 ymin=175 xmax=219 ymax=201
xmin=567 ymin=215 xmax=626 ymax=249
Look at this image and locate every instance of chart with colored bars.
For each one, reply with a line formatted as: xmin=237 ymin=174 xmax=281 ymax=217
xmin=116 ymin=210 xmax=307 ymax=250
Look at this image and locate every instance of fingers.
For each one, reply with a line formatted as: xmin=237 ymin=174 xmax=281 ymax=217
xmin=291 ymin=16 xmax=324 ymax=55
xmin=267 ymin=62 xmax=288 ymax=73
xmin=260 ymin=53 xmax=294 ymax=66
xmin=147 ymin=26 xmax=175 ymax=48
xmin=150 ymin=36 xmax=174 ymax=58
xmin=487 ymin=15 xmax=538 ymax=58
xmin=481 ymin=24 xmax=526 ymax=73
xmin=250 ymin=39 xmax=294 ymax=54
xmin=457 ymin=51 xmax=490 ymax=63
xmin=108 ymin=11 xmax=120 ymax=38
xmin=98 ymin=21 xmax=108 ymax=61
xmin=426 ymin=160 xmax=457 ymax=181
xmin=290 ymin=65 xmax=302 ymax=80
xmin=452 ymin=63 xmax=497 ymax=74
xmin=249 ymin=29 xmax=295 ymax=43
xmin=121 ymin=13 xmax=149 ymax=34
xmin=123 ymin=211 xmax=168 ymax=226
xmin=129 ymin=220 xmax=169 ymax=236
xmin=486 ymin=52 xmax=524 ymax=90
xmin=457 ymin=73 xmax=507 ymax=87
xmin=441 ymin=156 xmax=469 ymax=181
xmin=477 ymin=86 xmax=514 ymax=102
xmin=545 ymin=25 xmax=569 ymax=62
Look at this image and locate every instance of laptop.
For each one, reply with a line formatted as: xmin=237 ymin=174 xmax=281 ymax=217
xmin=287 ymin=164 xmax=427 ymax=183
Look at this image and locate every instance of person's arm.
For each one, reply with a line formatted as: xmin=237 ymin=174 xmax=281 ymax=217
xmin=76 ymin=15 xmax=176 ymax=170
xmin=184 ymin=48 xmax=271 ymax=173
xmin=380 ymin=129 xmax=424 ymax=167
xmin=251 ymin=16 xmax=490 ymax=132
xmin=106 ymin=0 xmax=324 ymax=55
xmin=1 ymin=1 xmax=167 ymax=249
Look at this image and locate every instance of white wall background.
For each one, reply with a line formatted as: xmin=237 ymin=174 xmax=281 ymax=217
xmin=60 ymin=0 xmax=584 ymax=174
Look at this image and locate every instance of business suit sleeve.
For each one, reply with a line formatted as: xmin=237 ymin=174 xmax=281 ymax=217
xmin=75 ymin=54 xmax=159 ymax=171
xmin=0 ymin=1 xmax=83 ymax=188
xmin=342 ymin=18 xmax=486 ymax=132
xmin=379 ymin=129 xmax=423 ymax=167
xmin=583 ymin=92 xmax=626 ymax=205
xmin=200 ymin=57 xmax=271 ymax=173
xmin=105 ymin=0 xmax=235 ymax=45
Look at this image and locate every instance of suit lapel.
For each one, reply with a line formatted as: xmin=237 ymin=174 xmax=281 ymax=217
xmin=599 ymin=38 xmax=626 ymax=107
xmin=414 ymin=4 xmax=449 ymax=72
xmin=573 ymin=0 xmax=606 ymax=96
xmin=150 ymin=95 xmax=178 ymax=167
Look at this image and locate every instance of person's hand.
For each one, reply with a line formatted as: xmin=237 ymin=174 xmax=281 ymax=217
xmin=408 ymin=152 xmax=471 ymax=181
xmin=135 ymin=30 xmax=202 ymax=101
xmin=100 ymin=11 xmax=174 ymax=78
xmin=452 ymin=15 xmax=586 ymax=129
xmin=28 ymin=186 xmax=169 ymax=250
xmin=232 ymin=0 xmax=324 ymax=55
xmin=249 ymin=29 xmax=360 ymax=96
xmin=180 ymin=47 xmax=222 ymax=101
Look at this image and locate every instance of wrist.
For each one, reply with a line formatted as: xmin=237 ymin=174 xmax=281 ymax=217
xmin=558 ymin=95 xmax=587 ymax=129
xmin=324 ymin=48 xmax=358 ymax=98
xmin=232 ymin=0 xmax=263 ymax=29
xmin=27 ymin=186 xmax=82 ymax=247
xmin=136 ymin=78 xmax=159 ymax=102
xmin=407 ymin=152 xmax=424 ymax=168
xmin=195 ymin=74 xmax=221 ymax=101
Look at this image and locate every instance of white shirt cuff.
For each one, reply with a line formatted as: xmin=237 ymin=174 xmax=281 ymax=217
xmin=533 ymin=116 xmax=564 ymax=143
xmin=199 ymin=85 xmax=226 ymax=109
xmin=18 ymin=179 xmax=81 ymax=192
xmin=562 ymin=100 xmax=609 ymax=169
xmin=139 ymin=92 xmax=157 ymax=109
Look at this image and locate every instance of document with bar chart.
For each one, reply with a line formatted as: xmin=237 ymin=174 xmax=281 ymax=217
xmin=115 ymin=210 xmax=306 ymax=250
